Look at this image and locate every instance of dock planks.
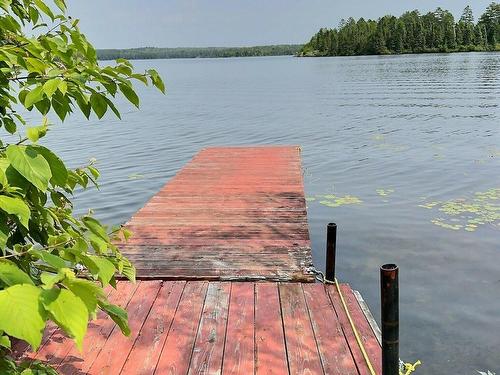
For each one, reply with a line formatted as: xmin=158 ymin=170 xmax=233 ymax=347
xmin=18 ymin=280 xmax=381 ymax=375
xmin=14 ymin=146 xmax=383 ymax=374
xmin=118 ymin=146 xmax=314 ymax=282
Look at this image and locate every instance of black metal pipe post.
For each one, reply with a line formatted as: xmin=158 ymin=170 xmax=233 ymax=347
xmin=380 ymin=264 xmax=399 ymax=375
xmin=325 ymin=223 xmax=337 ymax=280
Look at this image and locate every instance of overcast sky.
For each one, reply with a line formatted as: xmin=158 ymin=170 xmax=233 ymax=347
xmin=67 ymin=0 xmax=493 ymax=49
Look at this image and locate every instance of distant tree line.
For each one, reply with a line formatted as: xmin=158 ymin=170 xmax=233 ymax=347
xmin=97 ymin=45 xmax=303 ymax=60
xmin=299 ymin=3 xmax=500 ymax=56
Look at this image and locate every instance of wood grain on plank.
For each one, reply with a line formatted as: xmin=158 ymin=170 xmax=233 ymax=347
xmin=279 ymin=283 xmax=324 ymax=375
xmin=222 ymin=283 xmax=255 ymax=375
xmin=117 ymin=146 xmax=314 ymax=282
xmin=302 ymin=283 xmax=358 ymax=375
xmin=154 ymin=281 xmax=208 ymax=374
xmin=340 ymin=284 xmax=382 ymax=374
xmin=255 ymin=283 xmax=289 ymax=375
xmin=88 ymin=281 xmax=162 ymax=375
xmin=12 ymin=323 xmax=58 ymax=361
xmin=326 ymin=284 xmax=382 ymax=375
xmin=188 ymin=282 xmax=231 ymax=375
xmin=121 ymin=281 xmax=185 ymax=375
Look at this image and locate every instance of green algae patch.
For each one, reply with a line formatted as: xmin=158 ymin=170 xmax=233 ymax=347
xmin=372 ymin=134 xmax=409 ymax=152
xmin=419 ymin=188 xmax=500 ymax=232
xmin=305 ymin=196 xmax=316 ymax=202
xmin=128 ymin=173 xmax=145 ymax=180
xmin=418 ymin=201 xmax=440 ymax=209
xmin=317 ymin=194 xmax=363 ymax=208
xmin=376 ymin=188 xmax=395 ymax=197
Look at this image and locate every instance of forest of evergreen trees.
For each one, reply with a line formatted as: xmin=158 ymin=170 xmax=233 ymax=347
xmin=299 ymin=3 xmax=500 ymax=56
xmin=97 ymin=45 xmax=302 ymax=60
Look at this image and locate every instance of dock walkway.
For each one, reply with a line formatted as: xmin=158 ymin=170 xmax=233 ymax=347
xmin=15 ymin=146 xmax=382 ymax=374
xmin=16 ymin=280 xmax=382 ymax=375
xmin=119 ymin=146 xmax=315 ymax=282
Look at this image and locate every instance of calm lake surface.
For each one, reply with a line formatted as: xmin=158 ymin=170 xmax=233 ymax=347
xmin=39 ymin=53 xmax=499 ymax=374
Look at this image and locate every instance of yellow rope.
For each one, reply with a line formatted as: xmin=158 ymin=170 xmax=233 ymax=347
xmin=334 ymin=277 xmax=378 ymax=375
xmin=401 ymin=360 xmax=422 ymax=375
xmin=333 ymin=277 xmax=420 ymax=375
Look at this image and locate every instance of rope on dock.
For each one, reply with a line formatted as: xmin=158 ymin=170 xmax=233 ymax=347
xmin=313 ymin=269 xmax=421 ymax=375
xmin=314 ymin=269 xmax=377 ymax=375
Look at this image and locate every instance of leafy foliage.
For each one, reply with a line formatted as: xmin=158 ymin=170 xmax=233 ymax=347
xmin=300 ymin=3 xmax=500 ymax=57
xmin=0 ymin=0 xmax=164 ymax=371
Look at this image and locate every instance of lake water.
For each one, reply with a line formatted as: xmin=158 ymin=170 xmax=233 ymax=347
xmin=39 ymin=53 xmax=499 ymax=374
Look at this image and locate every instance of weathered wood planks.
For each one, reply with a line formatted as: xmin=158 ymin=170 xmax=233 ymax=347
xmin=117 ymin=146 xmax=314 ymax=282
xmin=18 ymin=281 xmax=381 ymax=375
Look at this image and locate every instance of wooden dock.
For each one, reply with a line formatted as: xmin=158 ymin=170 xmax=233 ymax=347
xmin=118 ymin=146 xmax=315 ymax=282
xmin=14 ymin=146 xmax=382 ymax=374
xmin=15 ymin=281 xmax=382 ymax=375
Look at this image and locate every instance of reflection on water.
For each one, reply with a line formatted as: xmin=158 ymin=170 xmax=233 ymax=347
xmin=32 ymin=53 xmax=499 ymax=374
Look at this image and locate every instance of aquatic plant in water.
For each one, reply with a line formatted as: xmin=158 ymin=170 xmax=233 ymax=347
xmin=314 ymin=194 xmax=363 ymax=208
xmin=372 ymin=134 xmax=409 ymax=152
xmin=376 ymin=188 xmax=395 ymax=197
xmin=419 ymin=188 xmax=500 ymax=232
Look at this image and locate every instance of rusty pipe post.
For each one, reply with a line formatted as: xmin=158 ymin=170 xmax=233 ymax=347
xmin=381 ymin=264 xmax=399 ymax=375
xmin=325 ymin=223 xmax=337 ymax=281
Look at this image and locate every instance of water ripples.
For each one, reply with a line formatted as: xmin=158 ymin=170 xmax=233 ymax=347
xmin=28 ymin=53 xmax=500 ymax=374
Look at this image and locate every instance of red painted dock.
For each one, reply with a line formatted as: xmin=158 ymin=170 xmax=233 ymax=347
xmin=13 ymin=146 xmax=383 ymax=374
xmin=118 ymin=146 xmax=315 ymax=282
xmin=15 ymin=280 xmax=382 ymax=375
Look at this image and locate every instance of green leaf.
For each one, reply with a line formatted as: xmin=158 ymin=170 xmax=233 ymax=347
xmin=34 ymin=0 xmax=55 ymax=20
xmin=0 ymin=218 xmax=9 ymax=250
xmin=51 ymin=90 xmax=70 ymax=121
xmin=26 ymin=125 xmax=48 ymax=142
xmin=74 ymin=92 xmax=91 ymax=119
xmin=118 ymin=83 xmax=139 ymax=108
xmin=0 ymin=195 xmax=31 ymax=228
xmin=32 ymin=250 xmax=66 ymax=269
xmin=63 ymin=278 xmax=104 ymax=317
xmin=43 ymin=78 xmax=62 ymax=98
xmin=6 ymin=145 xmax=52 ymax=191
xmin=153 ymin=76 xmax=166 ymax=94
xmin=25 ymin=58 xmax=46 ymax=74
xmin=88 ymin=233 xmax=107 ymax=253
xmin=0 ymin=259 xmax=34 ymax=286
xmin=122 ymin=228 xmax=132 ymax=241
xmin=53 ymin=0 xmax=66 ymax=12
xmin=41 ymin=288 xmax=88 ymax=350
xmin=90 ymin=92 xmax=108 ymax=119
xmin=116 ymin=58 xmax=132 ymax=67
xmin=0 ymin=284 xmax=46 ymax=349
xmin=40 ymin=271 xmax=65 ymax=289
xmin=103 ymin=96 xmax=121 ymax=119
xmin=58 ymin=80 xmax=68 ymax=95
xmin=87 ymin=166 xmax=100 ymax=180
xmin=148 ymin=69 xmax=166 ymax=94
xmin=86 ymin=255 xmax=115 ymax=286
xmin=3 ymin=117 xmax=16 ymax=134
xmin=34 ymin=97 xmax=51 ymax=115
xmin=83 ymin=216 xmax=109 ymax=242
xmin=131 ymin=74 xmax=148 ymax=85
xmin=0 ymin=334 xmax=10 ymax=349
xmin=32 ymin=145 xmax=68 ymax=187
xmin=28 ymin=6 xmax=40 ymax=24
xmin=24 ymin=86 xmax=45 ymax=108
xmin=98 ymin=301 xmax=130 ymax=336
xmin=121 ymin=261 xmax=136 ymax=282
